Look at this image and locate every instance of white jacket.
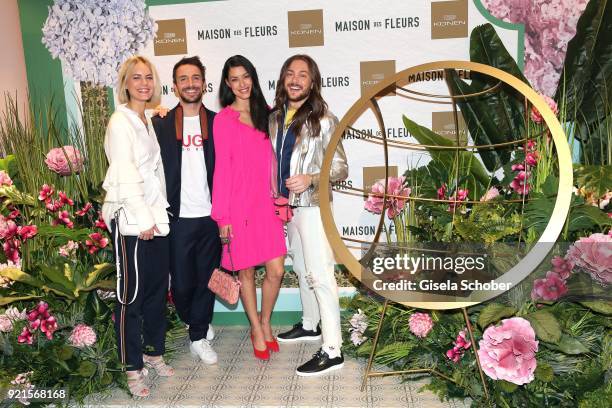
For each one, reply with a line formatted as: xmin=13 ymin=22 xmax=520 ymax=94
xmin=101 ymin=104 xmax=169 ymax=232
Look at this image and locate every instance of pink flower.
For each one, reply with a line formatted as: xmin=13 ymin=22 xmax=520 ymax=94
xmin=409 ymin=312 xmax=434 ymax=338
xmin=86 ymin=232 xmax=109 ymax=254
xmin=448 ymin=188 xmax=469 ymax=212
xmin=526 ymin=151 xmax=539 ymax=167
xmin=95 ymin=216 xmax=108 ymax=231
xmin=445 ymin=329 xmax=472 ymax=363
xmin=75 ymin=202 xmax=93 ymax=216
xmin=437 ymin=184 xmax=447 ymax=199
xmin=44 ymin=146 xmax=84 ymax=176
xmin=59 ymin=240 xmax=79 ymax=257
xmin=45 ymin=199 xmax=62 ymax=213
xmin=0 ymin=315 xmax=14 ymax=332
xmin=480 ymin=187 xmax=500 ymax=202
xmin=526 ymin=139 xmax=536 ymax=151
xmin=531 ymin=271 xmax=568 ymax=301
xmin=511 ymin=164 xmax=525 ymax=171
xmin=40 ymin=316 xmax=58 ymax=340
xmin=58 ymin=191 xmax=74 ymax=206
xmin=350 ymin=330 xmax=367 ymax=346
xmin=38 ymin=184 xmax=54 ymax=201
xmin=54 ymin=210 xmax=74 ymax=229
xmin=565 ymin=233 xmax=612 ymax=286
xmin=17 ymin=225 xmax=38 ymax=241
xmin=69 ymin=323 xmax=97 ymax=347
xmin=510 ymin=171 xmax=530 ymax=195
xmin=7 ymin=208 xmax=20 ymax=220
xmin=5 ymin=306 xmax=27 ymax=322
xmin=477 ymin=317 xmax=538 ymax=385
xmin=17 ymin=327 xmax=33 ymax=344
xmin=0 ymin=170 xmax=13 ymax=186
xmin=0 ymin=215 xmax=18 ymax=239
xmin=364 ymin=176 xmax=411 ymax=218
xmin=3 ymin=239 xmax=21 ymax=264
xmin=455 ymin=329 xmax=471 ymax=350
xmin=551 ymin=256 xmax=573 ymax=280
xmin=530 ymin=94 xmax=559 ymax=123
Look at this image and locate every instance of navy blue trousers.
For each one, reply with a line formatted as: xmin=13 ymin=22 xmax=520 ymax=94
xmin=169 ymin=216 xmax=221 ymax=342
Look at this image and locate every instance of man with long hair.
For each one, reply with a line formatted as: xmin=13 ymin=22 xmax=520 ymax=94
xmin=270 ymin=54 xmax=348 ymax=376
xmin=152 ymin=56 xmax=220 ymax=365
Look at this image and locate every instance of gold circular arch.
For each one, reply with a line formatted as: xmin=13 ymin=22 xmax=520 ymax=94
xmin=319 ymin=60 xmax=573 ymax=310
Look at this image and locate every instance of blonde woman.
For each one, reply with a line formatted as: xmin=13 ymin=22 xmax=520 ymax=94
xmin=102 ymin=56 xmax=174 ymax=397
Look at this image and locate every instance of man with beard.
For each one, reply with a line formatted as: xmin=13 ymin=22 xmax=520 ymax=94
xmin=152 ymin=56 xmax=220 ymax=364
xmin=270 ymin=55 xmax=348 ymax=376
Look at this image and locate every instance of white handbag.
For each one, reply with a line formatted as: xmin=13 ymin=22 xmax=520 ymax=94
xmin=114 ymin=206 xmax=170 ymax=237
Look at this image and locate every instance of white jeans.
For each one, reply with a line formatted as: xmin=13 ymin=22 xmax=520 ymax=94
xmin=287 ymin=206 xmax=342 ymax=354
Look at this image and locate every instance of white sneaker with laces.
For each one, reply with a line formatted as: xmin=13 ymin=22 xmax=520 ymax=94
xmin=190 ymin=339 xmax=218 ymax=364
xmin=206 ymin=324 xmax=215 ymax=341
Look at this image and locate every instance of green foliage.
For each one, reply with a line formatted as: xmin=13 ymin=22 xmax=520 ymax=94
xmin=524 ymin=310 xmax=562 ymax=344
xmin=574 ymin=164 xmax=612 ymax=197
xmin=556 ymin=0 xmax=612 ymax=165
xmin=454 ymin=205 xmax=522 ymax=244
xmin=477 ymin=303 xmax=517 ymax=329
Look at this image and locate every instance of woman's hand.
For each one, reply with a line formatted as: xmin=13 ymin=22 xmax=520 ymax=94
xmin=219 ymin=224 xmax=233 ymax=242
xmin=152 ymin=105 xmax=169 ymax=118
xmin=285 ymin=174 xmax=312 ymax=194
xmin=139 ymin=225 xmax=161 ymax=240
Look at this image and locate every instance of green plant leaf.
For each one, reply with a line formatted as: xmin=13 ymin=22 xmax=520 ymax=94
xmin=579 ymin=300 xmax=612 ymax=315
xmin=568 ymin=205 xmax=612 ymax=232
xmin=574 ymin=165 xmax=612 ymax=197
xmin=0 ymin=267 xmax=44 ymax=288
xmin=84 ymin=290 xmax=112 ymax=326
xmin=498 ymin=380 xmax=518 ymax=393
xmin=534 ymin=362 xmax=554 ymax=382
xmin=524 ymin=310 xmax=561 ymax=344
xmin=78 ymin=361 xmax=97 ymax=377
xmin=478 ymin=302 xmax=517 ymax=329
xmin=0 ymin=154 xmax=15 ymax=172
xmin=84 ymin=263 xmax=114 ymax=288
xmin=402 ymin=115 xmax=490 ymax=187
xmin=39 ymin=265 xmax=76 ymax=291
xmin=557 ymin=334 xmax=589 ymax=355
xmin=57 ymin=345 xmax=74 ymax=361
xmin=0 ymin=295 xmax=41 ymax=306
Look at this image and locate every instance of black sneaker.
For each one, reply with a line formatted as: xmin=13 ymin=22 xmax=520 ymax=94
xmin=277 ymin=322 xmax=321 ymax=343
xmin=296 ymin=348 xmax=344 ymax=377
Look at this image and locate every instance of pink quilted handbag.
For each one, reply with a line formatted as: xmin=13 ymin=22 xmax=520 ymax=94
xmin=208 ymin=241 xmax=241 ymax=304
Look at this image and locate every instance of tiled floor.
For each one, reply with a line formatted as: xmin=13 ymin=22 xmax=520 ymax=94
xmin=87 ymin=326 xmax=470 ymax=407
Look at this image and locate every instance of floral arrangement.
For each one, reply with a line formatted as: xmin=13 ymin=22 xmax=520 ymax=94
xmin=41 ymin=0 xmax=156 ymax=86
xmin=483 ymin=0 xmax=589 ymax=96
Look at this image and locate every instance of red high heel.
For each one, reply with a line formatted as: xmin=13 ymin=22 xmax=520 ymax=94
xmin=265 ymin=338 xmax=280 ymax=353
xmin=250 ymin=333 xmax=270 ymax=360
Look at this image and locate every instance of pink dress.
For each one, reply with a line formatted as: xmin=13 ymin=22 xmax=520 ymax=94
xmin=211 ymin=106 xmax=286 ymax=270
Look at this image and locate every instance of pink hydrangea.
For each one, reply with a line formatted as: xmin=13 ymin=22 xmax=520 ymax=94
xmin=480 ymin=187 xmax=500 ymax=202
xmin=530 ymin=94 xmax=559 ymax=123
xmin=59 ymin=240 xmax=79 ymax=257
xmin=477 ymin=317 xmax=539 ymax=385
xmin=409 ymin=312 xmax=434 ymax=338
xmin=565 ymin=233 xmax=612 ymax=286
xmin=44 ymin=146 xmax=84 ymax=176
xmin=365 ymin=176 xmax=411 ymax=218
xmin=69 ymin=324 xmax=97 ymax=348
xmin=0 ymin=170 xmax=13 ymax=186
xmin=531 ymin=271 xmax=568 ymax=301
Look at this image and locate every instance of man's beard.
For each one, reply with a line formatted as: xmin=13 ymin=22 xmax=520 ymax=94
xmin=178 ymin=88 xmax=203 ymax=104
xmin=286 ymin=84 xmax=310 ymax=103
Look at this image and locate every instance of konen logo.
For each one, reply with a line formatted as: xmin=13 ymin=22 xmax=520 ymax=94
xmin=288 ymin=9 xmax=324 ymax=47
xmin=155 ymin=19 xmax=188 ymax=56
xmin=431 ymin=0 xmax=468 ymax=39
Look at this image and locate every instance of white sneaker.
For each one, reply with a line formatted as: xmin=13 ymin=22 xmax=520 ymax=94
xmin=190 ymin=339 xmax=218 ymax=364
xmin=206 ymin=324 xmax=215 ymax=341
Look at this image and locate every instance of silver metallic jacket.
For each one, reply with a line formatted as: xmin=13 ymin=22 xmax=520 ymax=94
xmin=269 ymin=109 xmax=348 ymax=207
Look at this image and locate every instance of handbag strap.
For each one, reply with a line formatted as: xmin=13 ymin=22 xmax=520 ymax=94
xmin=113 ymin=208 xmax=139 ymax=305
xmin=221 ymin=237 xmax=237 ymax=278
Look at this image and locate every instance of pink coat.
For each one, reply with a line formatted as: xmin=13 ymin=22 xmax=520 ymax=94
xmin=211 ymin=107 xmax=286 ymax=270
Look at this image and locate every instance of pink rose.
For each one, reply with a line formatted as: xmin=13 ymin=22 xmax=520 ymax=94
xmin=365 ymin=176 xmax=411 ymax=218
xmin=0 ymin=170 xmax=13 ymax=186
xmin=531 ymin=271 xmax=568 ymax=301
xmin=45 ymin=146 xmax=84 ymax=176
xmin=565 ymin=233 xmax=612 ymax=285
xmin=477 ymin=317 xmax=538 ymax=385
xmin=68 ymin=324 xmax=97 ymax=348
xmin=409 ymin=312 xmax=433 ymax=338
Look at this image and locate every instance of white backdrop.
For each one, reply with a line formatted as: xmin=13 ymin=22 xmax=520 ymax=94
xmin=137 ymin=0 xmax=521 ymax=261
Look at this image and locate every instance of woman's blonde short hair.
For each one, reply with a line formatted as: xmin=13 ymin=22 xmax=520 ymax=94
xmin=116 ymin=56 xmax=162 ymax=105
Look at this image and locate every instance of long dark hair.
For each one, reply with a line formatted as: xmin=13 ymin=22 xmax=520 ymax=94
xmin=218 ymin=55 xmax=269 ymax=135
xmin=273 ymin=54 xmax=327 ymax=137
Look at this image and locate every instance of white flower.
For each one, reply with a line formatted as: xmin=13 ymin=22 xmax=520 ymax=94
xmin=349 ymin=309 xmax=368 ymax=332
xmin=350 ymin=330 xmax=367 ymax=346
xmin=4 ymin=306 xmax=27 ymax=322
xmin=42 ymin=0 xmax=156 ymax=87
